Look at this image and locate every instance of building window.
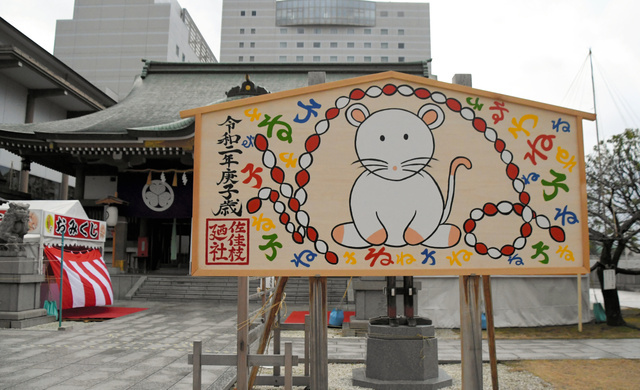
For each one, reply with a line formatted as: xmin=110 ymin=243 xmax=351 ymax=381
xmin=364 ymin=42 xmax=371 ymax=48
xmin=175 ymin=45 xmax=179 ymax=56
xmin=280 ymin=28 xmax=287 ymax=34
xmin=182 ymin=54 xmax=185 ymax=62
xmin=297 ymin=42 xmax=304 ymax=48
xmin=330 ymin=28 xmax=338 ymax=34
xmin=240 ymin=28 xmax=245 ymax=34
xmin=347 ymin=42 xmax=355 ymax=48
xmin=399 ymin=57 xmax=405 ymax=62
xmin=313 ymin=42 xmax=321 ymax=48
xmin=279 ymin=56 xmax=287 ymax=62
xmin=398 ymin=43 xmax=405 ymax=49
xmin=330 ymin=56 xmax=337 ymax=62
xmin=330 ymin=42 xmax=338 ymax=48
xmin=251 ymin=28 xmax=256 ymax=34
xmin=251 ymin=10 xmax=256 ymax=16
xmin=381 ymin=29 xmax=388 ymax=35
xmin=297 ymin=28 xmax=304 ymax=34
xmin=364 ymin=56 xmax=372 ymax=62
xmin=241 ymin=11 xmax=245 ymax=16
xmin=381 ymin=56 xmax=388 ymax=62
xmin=313 ymin=56 xmax=321 ymax=62
xmin=380 ymin=11 xmax=388 ymax=17
xmin=347 ymin=28 xmax=355 ymax=34
xmin=239 ymin=56 xmax=244 ymax=62
xmin=381 ymin=42 xmax=388 ymax=49
xmin=250 ymin=42 xmax=255 ymax=48
xmin=250 ymin=56 xmax=255 ymax=62
xmin=347 ymin=56 xmax=355 ymax=62
xmin=315 ymin=28 xmax=321 ymax=34
xmin=296 ymin=56 xmax=303 ymax=62
xmin=398 ymin=11 xmax=405 ymax=17
xmin=239 ymin=42 xmax=244 ymax=48
xmin=364 ymin=28 xmax=372 ymax=35
xmin=398 ymin=29 xmax=405 ymax=36
xmin=280 ymin=42 xmax=287 ymax=48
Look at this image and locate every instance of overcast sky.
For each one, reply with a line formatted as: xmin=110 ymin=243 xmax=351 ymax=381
xmin=2 ymin=0 xmax=639 ymax=153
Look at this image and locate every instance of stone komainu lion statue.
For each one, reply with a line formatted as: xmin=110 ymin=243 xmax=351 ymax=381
xmin=0 ymin=202 xmax=30 ymax=245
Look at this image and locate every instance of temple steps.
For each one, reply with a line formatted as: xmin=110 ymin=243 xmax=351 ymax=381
xmin=131 ymin=276 xmax=350 ymax=305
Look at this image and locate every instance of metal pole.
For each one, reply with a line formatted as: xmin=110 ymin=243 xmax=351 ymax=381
xmin=403 ymin=276 xmax=415 ymax=326
xmin=386 ymin=276 xmax=397 ymax=326
xmin=58 ymin=230 xmax=65 ymax=328
xmin=589 ymin=48 xmax=601 ymax=150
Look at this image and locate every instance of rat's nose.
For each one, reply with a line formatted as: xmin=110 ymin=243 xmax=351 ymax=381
xmin=393 ymin=166 xmax=398 ymax=171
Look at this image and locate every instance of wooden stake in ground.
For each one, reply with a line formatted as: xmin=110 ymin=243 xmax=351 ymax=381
xmin=459 ymin=275 xmax=482 ymax=389
xmin=237 ymin=276 xmax=249 ymax=390
xmin=248 ymin=276 xmax=289 ymax=389
xmin=482 ymin=275 xmax=498 ymax=390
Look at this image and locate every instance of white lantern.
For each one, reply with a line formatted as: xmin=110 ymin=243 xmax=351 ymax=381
xmin=105 ymin=206 xmax=118 ymax=227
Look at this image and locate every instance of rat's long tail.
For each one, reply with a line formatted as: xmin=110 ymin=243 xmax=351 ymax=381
xmin=441 ymin=157 xmax=472 ymax=224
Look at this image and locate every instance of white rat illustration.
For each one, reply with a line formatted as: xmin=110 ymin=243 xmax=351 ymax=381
xmin=331 ymin=103 xmax=472 ymax=248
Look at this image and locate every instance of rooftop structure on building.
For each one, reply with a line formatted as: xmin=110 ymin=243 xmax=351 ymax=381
xmin=220 ymin=0 xmax=431 ymax=65
xmin=54 ymin=0 xmax=217 ymax=102
xmin=0 ymin=17 xmax=117 ymax=200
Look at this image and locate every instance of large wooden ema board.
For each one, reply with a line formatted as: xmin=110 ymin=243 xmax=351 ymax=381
xmin=183 ymin=72 xmax=595 ymax=277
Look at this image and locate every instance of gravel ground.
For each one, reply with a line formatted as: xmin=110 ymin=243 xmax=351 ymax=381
xmin=256 ymin=363 xmax=553 ymax=390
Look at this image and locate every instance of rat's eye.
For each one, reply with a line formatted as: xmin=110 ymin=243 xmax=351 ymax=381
xmin=403 ymin=134 xmax=409 ymax=140
xmin=380 ymin=135 xmax=385 ymax=141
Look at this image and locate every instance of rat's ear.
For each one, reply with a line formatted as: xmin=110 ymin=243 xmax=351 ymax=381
xmin=346 ymin=104 xmax=369 ymax=127
xmin=418 ymin=104 xmax=445 ymax=130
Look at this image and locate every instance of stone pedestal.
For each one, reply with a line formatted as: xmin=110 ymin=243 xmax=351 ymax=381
xmin=0 ymin=249 xmax=55 ymax=328
xmin=352 ymin=321 xmax=452 ymax=390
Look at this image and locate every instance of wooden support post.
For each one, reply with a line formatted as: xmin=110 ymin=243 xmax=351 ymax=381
xmin=193 ymin=340 xmax=202 ymax=390
xmin=309 ymin=276 xmax=328 ymax=390
xmin=304 ymin=314 xmax=310 ymax=377
xmin=482 ymin=276 xmax=498 ymax=390
xmin=284 ymin=342 xmax=293 ymax=390
xmin=249 ymin=276 xmax=289 ymax=389
xmin=578 ymin=274 xmax=583 ymax=332
xmin=237 ymin=276 xmax=249 ymax=390
xmin=274 ymin=322 xmax=281 ymax=377
xmin=459 ymin=275 xmax=483 ymax=390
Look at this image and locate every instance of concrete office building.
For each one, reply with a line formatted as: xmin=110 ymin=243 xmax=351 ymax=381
xmin=54 ymin=0 xmax=216 ymax=101
xmin=220 ymin=0 xmax=431 ymax=64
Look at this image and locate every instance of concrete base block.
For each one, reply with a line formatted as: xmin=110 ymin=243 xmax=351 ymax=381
xmin=0 ymin=253 xmax=37 ymax=274
xmin=0 ymin=309 xmax=55 ymax=329
xmin=0 ymin=279 xmax=43 ymax=312
xmin=9 ymin=315 xmax=56 ymax=329
xmin=352 ymin=368 xmax=452 ymax=390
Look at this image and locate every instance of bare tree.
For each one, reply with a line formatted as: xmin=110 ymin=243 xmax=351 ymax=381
xmin=587 ymin=128 xmax=640 ymax=326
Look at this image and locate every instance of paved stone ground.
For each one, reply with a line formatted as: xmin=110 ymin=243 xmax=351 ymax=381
xmin=1 ymin=298 xmax=640 ymax=389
